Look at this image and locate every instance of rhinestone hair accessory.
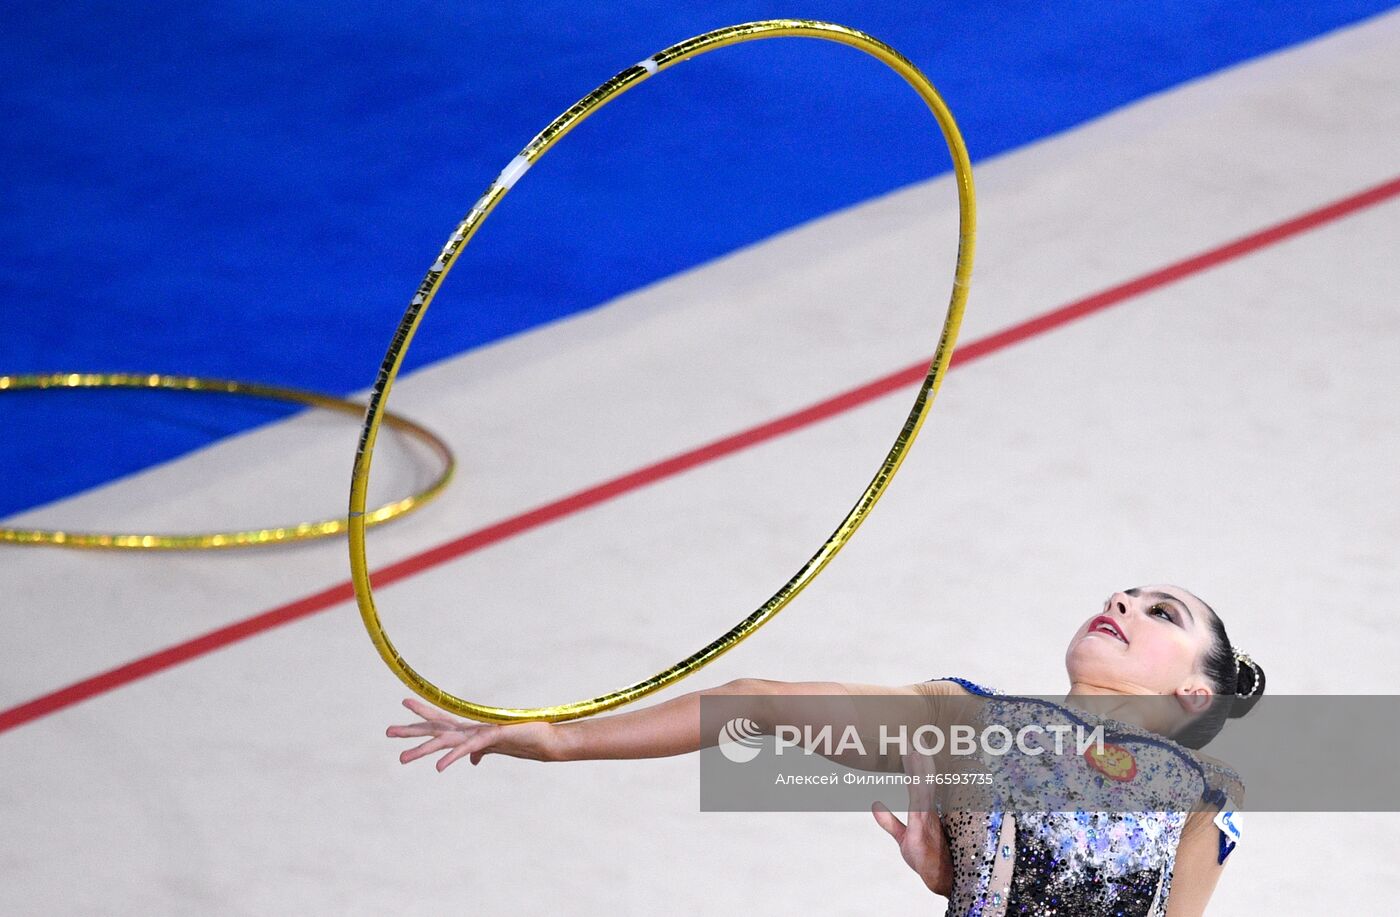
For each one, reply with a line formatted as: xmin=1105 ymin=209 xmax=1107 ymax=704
xmin=1233 ymin=649 xmax=1261 ymax=697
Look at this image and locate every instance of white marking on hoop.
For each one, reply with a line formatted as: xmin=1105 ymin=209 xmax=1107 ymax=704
xmin=432 ymin=241 xmax=454 ymax=270
xmin=496 ymin=154 xmax=532 ymax=190
xmin=638 ymin=57 xmax=658 ymax=75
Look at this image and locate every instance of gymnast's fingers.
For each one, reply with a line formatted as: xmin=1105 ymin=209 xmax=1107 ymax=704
xmin=386 ymin=722 xmax=437 ymax=738
xmin=402 ymin=697 xmax=455 ymax=723
xmin=908 ymin=776 xmax=936 ymax=821
xmin=435 ymin=742 xmax=477 ymax=771
xmin=437 ymin=726 xmax=506 ymax=771
xmin=399 ymin=734 xmax=457 ymax=764
xmin=872 ymin=801 xmax=907 ymax=843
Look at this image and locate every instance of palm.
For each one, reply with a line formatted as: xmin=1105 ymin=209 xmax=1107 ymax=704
xmin=386 ymin=697 xmax=557 ymax=770
xmin=872 ymin=801 xmax=953 ymax=897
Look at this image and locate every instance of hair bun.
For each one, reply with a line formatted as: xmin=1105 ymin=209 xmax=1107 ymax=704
xmin=1228 ymin=650 xmax=1265 ymax=719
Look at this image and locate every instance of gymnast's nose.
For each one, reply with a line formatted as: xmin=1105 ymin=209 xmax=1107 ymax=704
xmin=1106 ymin=592 xmax=1130 ymax=616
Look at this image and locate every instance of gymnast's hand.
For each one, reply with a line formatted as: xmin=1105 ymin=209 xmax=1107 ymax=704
xmin=387 ymin=698 xmax=561 ymax=770
xmin=871 ymin=798 xmax=954 ymax=898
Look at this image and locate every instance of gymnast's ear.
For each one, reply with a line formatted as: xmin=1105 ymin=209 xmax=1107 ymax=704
xmin=1175 ymin=684 xmax=1212 ymax=715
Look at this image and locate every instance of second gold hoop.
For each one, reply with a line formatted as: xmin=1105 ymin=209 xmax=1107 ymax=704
xmin=0 ymin=372 xmax=455 ymax=550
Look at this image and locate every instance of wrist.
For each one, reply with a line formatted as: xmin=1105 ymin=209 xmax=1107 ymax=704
xmin=548 ymin=721 xmax=581 ymax=762
xmin=922 ymin=869 xmax=951 ymax=898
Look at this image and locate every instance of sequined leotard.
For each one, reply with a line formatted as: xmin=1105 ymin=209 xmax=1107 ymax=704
xmin=925 ymin=677 xmax=1244 ymax=916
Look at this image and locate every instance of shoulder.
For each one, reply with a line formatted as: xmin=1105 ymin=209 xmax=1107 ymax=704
xmin=1192 ymin=750 xmax=1246 ymax=804
xmin=1192 ymin=749 xmax=1241 ymax=778
xmin=921 ymin=675 xmax=995 ymax=697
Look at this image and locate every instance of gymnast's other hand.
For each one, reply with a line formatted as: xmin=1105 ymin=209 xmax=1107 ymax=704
xmin=871 ymin=799 xmax=954 ymax=898
xmin=387 ymin=697 xmax=561 ymax=770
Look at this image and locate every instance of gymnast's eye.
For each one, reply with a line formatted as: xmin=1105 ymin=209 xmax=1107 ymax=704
xmin=1149 ymin=604 xmax=1175 ymax=622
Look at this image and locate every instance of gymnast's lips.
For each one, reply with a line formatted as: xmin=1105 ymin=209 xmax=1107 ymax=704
xmin=1087 ymin=615 xmax=1129 ymax=644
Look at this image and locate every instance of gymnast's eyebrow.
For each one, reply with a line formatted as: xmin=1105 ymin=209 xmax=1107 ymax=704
xmin=1126 ymin=588 xmax=1195 ymax=625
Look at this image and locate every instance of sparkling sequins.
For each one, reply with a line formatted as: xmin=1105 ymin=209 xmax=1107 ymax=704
xmin=925 ymin=677 xmax=1243 ymax=916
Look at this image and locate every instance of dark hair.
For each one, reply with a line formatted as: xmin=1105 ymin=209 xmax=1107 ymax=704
xmin=1173 ymin=597 xmax=1266 ymax=750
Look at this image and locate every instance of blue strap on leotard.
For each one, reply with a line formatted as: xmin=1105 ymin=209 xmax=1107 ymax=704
xmin=924 ymin=675 xmax=997 ymax=696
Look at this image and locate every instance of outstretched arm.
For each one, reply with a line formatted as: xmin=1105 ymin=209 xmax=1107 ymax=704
xmin=386 ymin=677 xmax=938 ymax=770
xmin=388 ymin=678 xmax=958 ymax=898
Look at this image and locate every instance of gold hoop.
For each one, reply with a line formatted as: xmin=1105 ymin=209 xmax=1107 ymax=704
xmin=0 ymin=372 xmax=455 ymax=549
xmin=349 ymin=19 xmax=976 ymax=722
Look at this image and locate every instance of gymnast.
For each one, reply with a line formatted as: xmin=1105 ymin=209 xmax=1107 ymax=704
xmin=387 ymin=583 xmax=1261 ymax=915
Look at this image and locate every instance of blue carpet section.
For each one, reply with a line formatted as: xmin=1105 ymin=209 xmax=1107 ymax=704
xmin=2 ymin=2 xmax=1395 ymax=517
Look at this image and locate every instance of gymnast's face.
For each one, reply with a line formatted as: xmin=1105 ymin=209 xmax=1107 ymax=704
xmin=1064 ymin=583 xmax=1216 ymax=699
